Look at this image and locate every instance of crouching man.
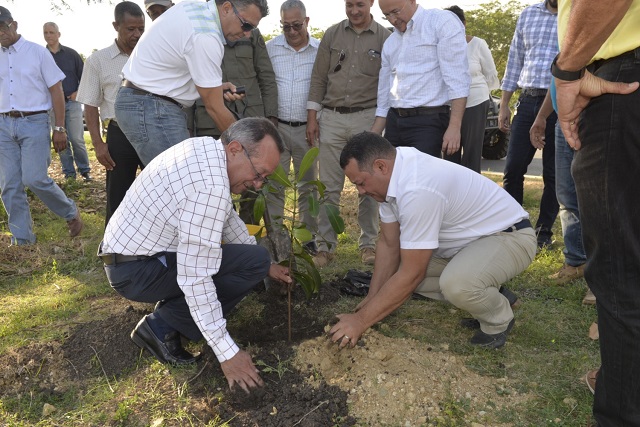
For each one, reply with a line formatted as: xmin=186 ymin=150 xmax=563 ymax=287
xmin=331 ymin=132 xmax=536 ymax=349
xmin=99 ymin=118 xmax=291 ymax=393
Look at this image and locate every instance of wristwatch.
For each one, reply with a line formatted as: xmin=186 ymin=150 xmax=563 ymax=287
xmin=550 ymin=54 xmax=585 ymax=81
xmin=53 ymin=126 xmax=67 ymax=133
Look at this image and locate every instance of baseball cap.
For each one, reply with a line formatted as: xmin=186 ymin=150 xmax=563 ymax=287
xmin=0 ymin=6 xmax=13 ymax=23
xmin=144 ymin=0 xmax=173 ymax=10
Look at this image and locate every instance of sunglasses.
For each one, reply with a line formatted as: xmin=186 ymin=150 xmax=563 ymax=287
xmin=230 ymin=2 xmax=256 ymax=32
xmin=281 ymin=22 xmax=304 ymax=32
xmin=333 ymin=50 xmax=346 ymax=72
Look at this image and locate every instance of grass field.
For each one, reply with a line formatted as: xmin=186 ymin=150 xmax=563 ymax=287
xmin=0 ymin=141 xmax=598 ymax=426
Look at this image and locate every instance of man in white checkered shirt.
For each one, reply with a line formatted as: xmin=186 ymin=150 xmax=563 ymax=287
xmin=99 ymin=118 xmax=291 ymax=393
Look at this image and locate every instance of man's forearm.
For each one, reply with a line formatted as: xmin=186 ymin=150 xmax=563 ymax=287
xmin=500 ymin=90 xmax=514 ymax=105
xmin=84 ymin=106 xmax=103 ymax=146
xmin=49 ymin=82 xmax=66 ymax=127
xmin=448 ymin=97 xmax=467 ymax=130
xmin=557 ymin=0 xmax=632 ymax=70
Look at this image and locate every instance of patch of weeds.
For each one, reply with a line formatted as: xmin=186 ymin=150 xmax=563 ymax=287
xmin=255 ymin=353 xmax=292 ymax=380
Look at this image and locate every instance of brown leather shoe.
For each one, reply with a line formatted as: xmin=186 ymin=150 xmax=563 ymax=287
xmin=582 ymin=288 xmax=596 ymax=305
xmin=312 ymin=251 xmax=334 ymax=268
xmin=67 ymin=211 xmax=83 ymax=237
xmin=585 ymin=368 xmax=598 ymax=394
xmin=548 ymin=263 xmax=585 ymax=285
xmin=360 ymin=247 xmax=375 ymax=265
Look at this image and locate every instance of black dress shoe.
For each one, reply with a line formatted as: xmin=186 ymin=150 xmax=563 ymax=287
xmin=469 ymin=318 xmax=515 ymax=349
xmin=130 ymin=315 xmax=201 ymax=365
xmin=460 ymin=286 xmax=520 ymax=330
xmin=81 ymin=172 xmax=93 ymax=182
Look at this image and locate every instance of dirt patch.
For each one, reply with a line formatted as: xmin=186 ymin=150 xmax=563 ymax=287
xmin=1 ymin=268 xmax=532 ymax=426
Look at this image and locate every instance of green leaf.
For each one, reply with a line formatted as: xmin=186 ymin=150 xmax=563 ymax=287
xmin=308 ymin=180 xmax=327 ymax=198
xmin=295 ymin=252 xmax=322 ymax=293
xmin=324 ymin=204 xmax=345 ymax=234
xmin=308 ymin=194 xmax=319 ymax=217
xmin=292 ymin=227 xmax=313 ymax=243
xmin=253 ymin=192 xmax=266 ymax=225
xmin=297 ymin=147 xmax=319 ymax=181
xmin=268 ymin=164 xmax=293 ymax=188
xmin=292 ymin=270 xmax=316 ymax=299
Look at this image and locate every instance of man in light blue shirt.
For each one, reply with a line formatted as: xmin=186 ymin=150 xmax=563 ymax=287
xmin=499 ymin=0 xmax=559 ymax=250
xmin=372 ymin=0 xmax=470 ymax=158
xmin=265 ymin=0 xmax=319 ymax=251
xmin=0 ymin=6 xmax=82 ymax=245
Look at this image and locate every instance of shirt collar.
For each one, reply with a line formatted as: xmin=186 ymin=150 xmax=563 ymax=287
xmin=109 ymin=40 xmax=128 ymax=59
xmin=2 ymin=35 xmax=24 ymax=53
xmin=276 ymin=33 xmax=319 ymax=52
xmin=343 ymin=15 xmax=379 ymax=34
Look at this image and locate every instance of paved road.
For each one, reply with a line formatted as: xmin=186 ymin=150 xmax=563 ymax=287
xmin=481 ymin=148 xmax=543 ymax=177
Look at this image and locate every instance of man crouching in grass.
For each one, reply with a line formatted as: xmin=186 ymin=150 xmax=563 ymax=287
xmin=330 ymin=132 xmax=536 ymax=349
xmin=99 ymin=118 xmax=291 ymax=393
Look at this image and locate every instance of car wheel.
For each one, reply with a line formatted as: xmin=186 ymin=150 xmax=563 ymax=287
xmin=482 ymin=130 xmax=509 ymax=160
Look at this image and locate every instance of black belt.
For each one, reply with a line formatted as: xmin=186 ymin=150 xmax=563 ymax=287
xmin=100 ymin=253 xmax=153 ymax=265
xmin=391 ymin=106 xmax=450 ymax=118
xmin=323 ymin=105 xmax=366 ymax=114
xmin=277 ymin=119 xmax=307 ymax=127
xmin=502 ymin=218 xmax=532 ymax=233
xmin=521 ymin=88 xmax=548 ymax=97
xmin=122 ymin=79 xmax=183 ymax=109
xmin=0 ymin=110 xmax=47 ymax=118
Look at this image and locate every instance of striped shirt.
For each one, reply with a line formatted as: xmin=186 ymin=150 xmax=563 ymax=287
xmin=501 ymin=2 xmax=558 ymax=92
xmin=376 ymin=6 xmax=470 ymax=117
xmin=266 ymin=34 xmax=320 ymax=122
xmin=76 ymin=42 xmax=129 ymax=121
xmin=102 ymin=137 xmax=255 ymax=363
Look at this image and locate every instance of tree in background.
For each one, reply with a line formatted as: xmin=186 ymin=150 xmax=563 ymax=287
xmin=465 ymin=0 xmax=525 ymax=91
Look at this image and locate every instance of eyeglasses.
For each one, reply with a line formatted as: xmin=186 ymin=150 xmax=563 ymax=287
xmin=243 ymin=146 xmax=268 ymax=184
xmin=230 ymin=2 xmax=256 ymax=32
xmin=0 ymin=22 xmax=13 ymax=33
xmin=281 ymin=22 xmax=304 ymax=32
xmin=382 ymin=0 xmax=409 ymax=20
xmin=333 ymin=50 xmax=346 ymax=72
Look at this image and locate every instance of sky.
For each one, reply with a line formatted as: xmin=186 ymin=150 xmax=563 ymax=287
xmin=6 ymin=0 xmax=535 ymax=57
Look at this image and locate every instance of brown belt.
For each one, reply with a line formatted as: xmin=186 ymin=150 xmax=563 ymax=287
xmin=122 ymin=79 xmax=183 ymax=109
xmin=0 ymin=110 xmax=47 ymax=118
xmin=323 ymin=105 xmax=367 ymax=114
xmin=391 ymin=106 xmax=450 ymax=118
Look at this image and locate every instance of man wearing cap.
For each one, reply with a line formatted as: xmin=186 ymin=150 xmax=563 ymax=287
xmin=114 ymin=0 xmax=270 ymax=166
xmin=0 ymin=6 xmax=83 ymax=245
xmin=145 ymin=0 xmax=174 ymax=21
xmin=76 ymin=1 xmax=145 ymax=227
xmin=43 ymin=22 xmax=92 ymax=182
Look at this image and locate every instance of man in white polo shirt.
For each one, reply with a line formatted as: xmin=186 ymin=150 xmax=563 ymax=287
xmin=330 ymin=132 xmax=536 ymax=349
xmin=115 ymin=0 xmax=269 ymax=165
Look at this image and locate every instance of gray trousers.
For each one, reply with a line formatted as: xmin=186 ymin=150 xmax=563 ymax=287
xmin=416 ymin=227 xmax=536 ymax=334
xmin=316 ymin=108 xmax=379 ymax=252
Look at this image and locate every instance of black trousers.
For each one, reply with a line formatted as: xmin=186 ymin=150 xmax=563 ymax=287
xmin=105 ymin=122 xmax=144 ymax=227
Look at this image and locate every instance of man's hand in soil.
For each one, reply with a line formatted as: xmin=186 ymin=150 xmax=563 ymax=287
xmin=221 ymin=350 xmax=264 ymax=394
xmin=268 ymin=263 xmax=292 ymax=286
xmin=329 ymin=313 xmax=367 ymax=349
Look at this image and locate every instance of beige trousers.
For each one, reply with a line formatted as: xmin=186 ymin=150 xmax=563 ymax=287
xmin=416 ymin=227 xmax=536 ymax=334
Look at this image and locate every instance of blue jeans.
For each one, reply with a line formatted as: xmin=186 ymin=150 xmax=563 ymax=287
xmin=0 ymin=113 xmax=78 ymax=244
xmin=554 ymin=122 xmax=586 ymax=267
xmin=104 ymin=244 xmax=270 ymax=341
xmin=114 ymin=87 xmax=189 ymax=166
xmin=573 ymin=47 xmax=640 ymax=426
xmin=503 ymin=94 xmax=559 ymax=236
xmin=52 ymin=100 xmax=91 ymax=177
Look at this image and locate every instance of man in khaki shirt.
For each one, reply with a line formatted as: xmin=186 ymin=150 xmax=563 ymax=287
xmin=306 ymin=0 xmax=390 ymax=268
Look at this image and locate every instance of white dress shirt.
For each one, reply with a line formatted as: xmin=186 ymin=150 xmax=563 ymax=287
xmin=466 ymin=36 xmax=499 ymax=108
xmin=266 ymin=34 xmax=320 ymax=122
xmin=376 ymin=6 xmax=470 ymax=118
xmin=76 ymin=42 xmax=129 ymax=121
xmin=102 ymin=137 xmax=256 ymax=363
xmin=0 ymin=36 xmax=64 ymax=112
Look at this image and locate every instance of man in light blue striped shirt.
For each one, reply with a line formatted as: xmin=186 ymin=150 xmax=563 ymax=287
xmin=265 ymin=0 xmax=320 ymax=249
xmin=499 ymin=0 xmax=559 ymax=251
